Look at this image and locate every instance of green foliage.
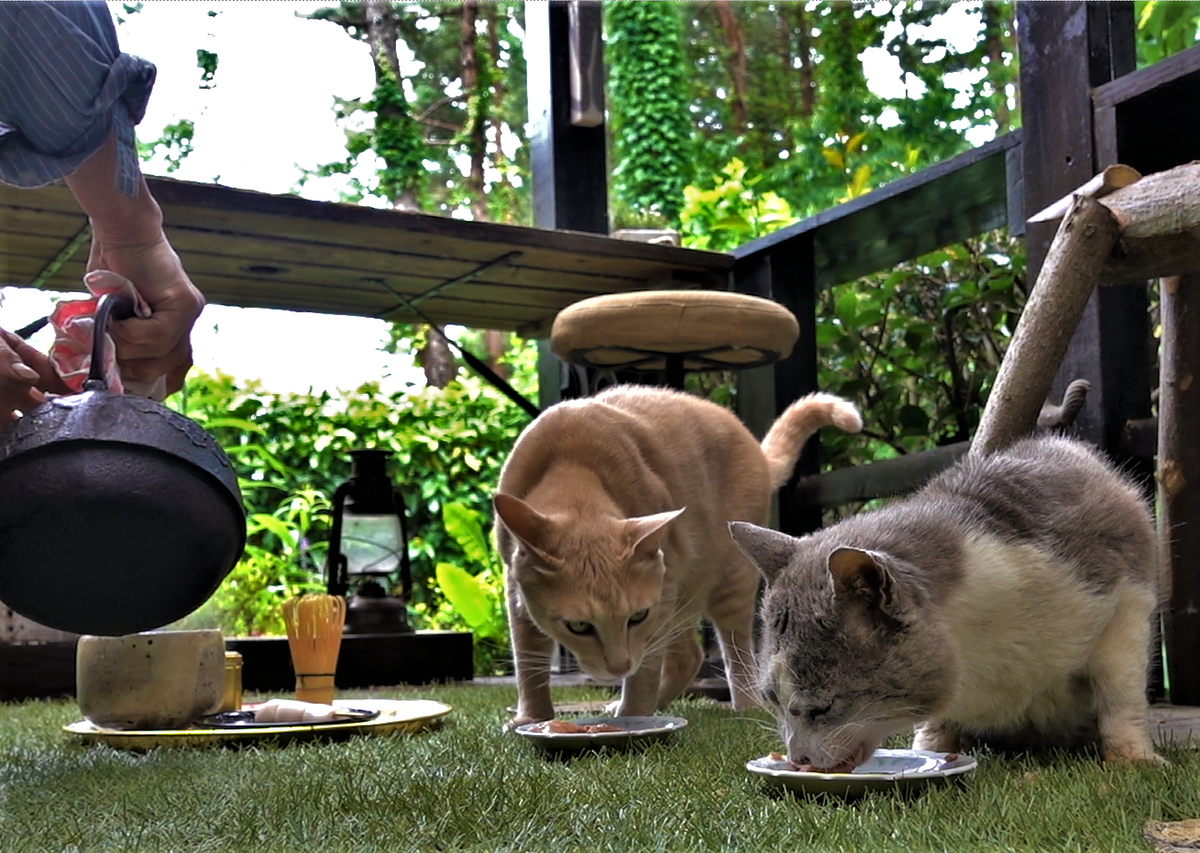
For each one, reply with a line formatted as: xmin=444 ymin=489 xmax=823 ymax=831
xmin=678 ymin=158 xmax=797 ymax=252
xmin=1136 ymin=0 xmax=1200 ymax=65
xmin=171 ymin=370 xmax=530 ymax=641
xmin=302 ymin=2 xmax=530 ymax=220
xmin=680 ymin=2 xmax=1016 ymax=220
xmin=369 ymin=52 xmax=428 ymax=204
xmin=417 ymin=502 xmax=509 ymax=674
xmin=196 ymin=48 xmax=219 ymax=89
xmin=606 ymin=1 xmax=694 ymax=226
xmin=816 ymin=232 xmax=1026 ymax=488
xmin=135 ymin=119 xmax=195 ymax=174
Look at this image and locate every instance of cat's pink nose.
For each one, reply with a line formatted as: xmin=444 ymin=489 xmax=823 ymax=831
xmin=607 ymin=662 xmax=631 ymax=677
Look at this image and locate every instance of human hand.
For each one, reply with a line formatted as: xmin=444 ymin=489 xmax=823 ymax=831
xmin=63 ymin=134 xmax=206 ymax=397
xmin=0 ymin=328 xmax=71 ymax=433
xmin=84 ymin=229 xmax=205 ymax=396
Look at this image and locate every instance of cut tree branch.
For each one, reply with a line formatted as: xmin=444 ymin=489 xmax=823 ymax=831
xmin=972 ymin=194 xmax=1122 ymax=455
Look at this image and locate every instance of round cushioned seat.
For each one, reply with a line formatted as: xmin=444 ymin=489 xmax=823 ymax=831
xmin=550 ymin=290 xmax=799 ymax=374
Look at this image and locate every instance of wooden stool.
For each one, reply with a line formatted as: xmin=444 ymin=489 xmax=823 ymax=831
xmin=550 ymin=290 xmax=799 ymax=389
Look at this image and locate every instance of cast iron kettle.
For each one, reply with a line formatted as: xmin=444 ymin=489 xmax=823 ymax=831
xmin=0 ymin=294 xmax=246 ymax=635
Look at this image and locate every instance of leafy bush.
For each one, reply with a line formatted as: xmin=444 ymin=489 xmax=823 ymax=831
xmin=420 ymin=502 xmax=509 ymax=675
xmin=170 ymin=373 xmax=531 ymax=641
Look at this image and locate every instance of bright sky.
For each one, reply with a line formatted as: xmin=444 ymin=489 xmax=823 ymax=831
xmin=1 ymin=1 xmax=992 ymax=396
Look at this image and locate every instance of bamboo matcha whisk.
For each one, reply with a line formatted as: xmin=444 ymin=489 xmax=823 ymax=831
xmin=281 ymin=594 xmax=346 ymax=704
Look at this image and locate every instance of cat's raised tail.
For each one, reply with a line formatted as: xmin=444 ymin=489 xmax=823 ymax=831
xmin=761 ymin=393 xmax=862 ymax=490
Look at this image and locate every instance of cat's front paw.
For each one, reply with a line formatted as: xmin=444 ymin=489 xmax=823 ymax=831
xmin=913 ymin=720 xmax=962 ymax=753
xmin=1101 ymin=744 xmax=1169 ymax=767
xmin=505 ymin=710 xmax=554 ymax=731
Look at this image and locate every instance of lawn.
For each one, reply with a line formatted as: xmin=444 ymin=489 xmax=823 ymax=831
xmin=1 ymin=683 xmax=1197 ymax=853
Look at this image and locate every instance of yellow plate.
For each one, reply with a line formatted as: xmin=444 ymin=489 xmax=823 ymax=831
xmin=63 ymin=698 xmax=451 ymax=750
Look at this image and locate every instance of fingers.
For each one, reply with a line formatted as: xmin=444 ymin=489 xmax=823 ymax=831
xmin=86 ymin=233 xmax=206 ymax=394
xmin=115 ymin=335 xmax=194 ymax=391
xmin=1 ymin=329 xmax=52 ymax=423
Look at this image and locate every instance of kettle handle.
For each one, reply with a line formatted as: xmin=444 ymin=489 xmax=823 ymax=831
xmin=83 ymin=293 xmax=137 ymax=392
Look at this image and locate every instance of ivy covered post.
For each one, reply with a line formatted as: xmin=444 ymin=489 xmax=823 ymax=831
xmin=605 ymin=1 xmax=693 ymax=228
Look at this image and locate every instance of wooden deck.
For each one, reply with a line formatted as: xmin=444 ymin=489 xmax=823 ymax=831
xmin=0 ymin=177 xmax=732 ymax=337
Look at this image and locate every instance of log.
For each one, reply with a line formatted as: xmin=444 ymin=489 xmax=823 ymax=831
xmin=1098 ymin=162 xmax=1200 ymax=283
xmin=972 ymin=194 xmax=1123 ymax=455
xmin=1033 ymin=161 xmax=1200 ymax=284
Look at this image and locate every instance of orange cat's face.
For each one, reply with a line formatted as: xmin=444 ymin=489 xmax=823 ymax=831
xmin=494 ymin=493 xmax=681 ymax=682
xmin=518 ymin=547 xmax=667 ymax=682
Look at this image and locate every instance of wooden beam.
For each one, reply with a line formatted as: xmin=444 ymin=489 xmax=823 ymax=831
xmin=733 ymin=132 xmax=1020 ymax=289
xmin=526 ymin=0 xmax=608 ymax=235
xmin=791 ymin=443 xmax=970 ymax=508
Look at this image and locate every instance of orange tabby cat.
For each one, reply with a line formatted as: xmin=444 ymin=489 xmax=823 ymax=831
xmin=494 ymin=385 xmax=861 ymax=727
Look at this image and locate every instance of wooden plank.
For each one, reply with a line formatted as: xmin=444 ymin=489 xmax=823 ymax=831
xmin=732 ymin=132 xmax=1020 ymax=288
xmin=161 ymin=227 xmax=656 ymax=295
xmin=1092 ymin=42 xmax=1200 ymax=108
xmin=790 ymin=443 xmax=970 ymax=508
xmin=1159 ymin=272 xmax=1200 ymax=705
xmin=140 ymin=178 xmax=727 ymax=274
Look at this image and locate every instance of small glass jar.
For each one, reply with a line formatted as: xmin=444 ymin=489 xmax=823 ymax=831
xmin=220 ymin=651 xmax=244 ymax=713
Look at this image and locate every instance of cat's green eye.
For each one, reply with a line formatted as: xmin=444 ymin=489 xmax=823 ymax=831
xmin=565 ymin=620 xmax=594 ymax=635
xmin=627 ymin=609 xmax=649 ymax=626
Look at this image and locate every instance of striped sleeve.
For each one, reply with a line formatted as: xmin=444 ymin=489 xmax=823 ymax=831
xmin=0 ymin=1 xmax=156 ymax=197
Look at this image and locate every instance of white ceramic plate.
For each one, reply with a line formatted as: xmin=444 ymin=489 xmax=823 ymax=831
xmin=514 ymin=715 xmax=687 ymax=752
xmin=746 ymin=749 xmax=977 ymax=796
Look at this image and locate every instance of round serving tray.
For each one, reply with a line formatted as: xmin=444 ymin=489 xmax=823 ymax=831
xmin=63 ymin=698 xmax=450 ymax=750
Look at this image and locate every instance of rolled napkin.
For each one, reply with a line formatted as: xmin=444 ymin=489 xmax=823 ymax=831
xmin=48 ymin=269 xmax=164 ymax=398
xmin=252 ymin=698 xmax=340 ymax=724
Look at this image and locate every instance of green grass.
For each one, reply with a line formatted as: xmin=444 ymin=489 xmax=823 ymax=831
xmin=1 ymin=684 xmax=1197 ymax=853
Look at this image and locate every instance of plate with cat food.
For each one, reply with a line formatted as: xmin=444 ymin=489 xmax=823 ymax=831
xmin=746 ymin=749 xmax=977 ymax=797
xmin=514 ymin=715 xmax=688 ymax=752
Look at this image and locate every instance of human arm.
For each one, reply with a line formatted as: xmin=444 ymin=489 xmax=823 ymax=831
xmin=0 ymin=1 xmax=203 ymax=396
xmin=64 ymin=133 xmax=205 ymax=394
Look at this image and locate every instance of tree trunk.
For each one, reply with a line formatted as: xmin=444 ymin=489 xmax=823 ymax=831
xmin=364 ymin=0 xmax=418 ymax=212
xmin=460 ymin=0 xmax=487 ymax=222
xmin=793 ymin=3 xmax=815 ymax=119
xmin=714 ymin=1 xmax=748 ymax=132
xmin=982 ymin=2 xmax=1011 ymax=132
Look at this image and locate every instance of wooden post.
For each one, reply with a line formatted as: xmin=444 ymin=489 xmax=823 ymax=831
xmin=733 ymin=236 xmax=822 ymax=537
xmin=1159 ymin=273 xmax=1200 ymax=705
xmin=1017 ymin=1 xmax=1148 ymax=455
xmin=525 ymin=0 xmax=609 ymax=408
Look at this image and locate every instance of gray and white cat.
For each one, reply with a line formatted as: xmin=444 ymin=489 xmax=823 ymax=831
xmin=730 ymin=434 xmax=1165 ymax=768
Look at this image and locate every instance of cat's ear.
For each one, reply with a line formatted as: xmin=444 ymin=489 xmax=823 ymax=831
xmin=493 ymin=493 xmax=556 ymax=559
xmin=728 ymin=521 xmax=798 ymax=584
xmin=828 ymin=547 xmax=893 ymax=607
xmin=626 ymin=508 xmax=685 ymax=560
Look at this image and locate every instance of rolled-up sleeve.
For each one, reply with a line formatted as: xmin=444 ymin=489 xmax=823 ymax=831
xmin=0 ymin=1 xmax=155 ymax=196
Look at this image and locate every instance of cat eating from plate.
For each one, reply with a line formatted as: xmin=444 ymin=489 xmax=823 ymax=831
xmin=731 ymin=435 xmax=1165 ymax=771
